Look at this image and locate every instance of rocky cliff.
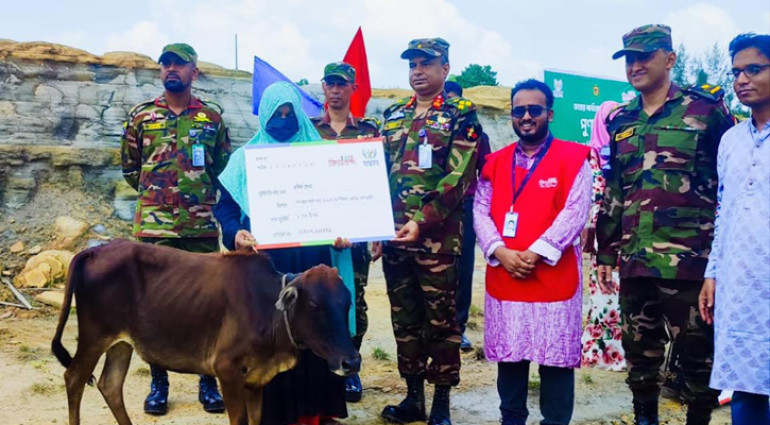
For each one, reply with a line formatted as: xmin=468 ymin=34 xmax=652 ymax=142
xmin=0 ymin=40 xmax=514 ymax=295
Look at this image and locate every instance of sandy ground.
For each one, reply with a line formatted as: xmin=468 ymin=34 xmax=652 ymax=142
xmin=0 ymin=249 xmax=731 ymax=425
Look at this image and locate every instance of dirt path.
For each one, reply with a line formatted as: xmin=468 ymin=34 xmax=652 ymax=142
xmin=0 ymin=252 xmax=730 ymax=425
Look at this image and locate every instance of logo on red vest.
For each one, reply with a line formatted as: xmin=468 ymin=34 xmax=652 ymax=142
xmin=538 ymin=177 xmax=558 ymax=188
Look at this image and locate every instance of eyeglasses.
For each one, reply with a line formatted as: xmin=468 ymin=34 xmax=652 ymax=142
xmin=511 ymin=105 xmax=548 ymax=119
xmin=727 ymin=64 xmax=770 ymax=80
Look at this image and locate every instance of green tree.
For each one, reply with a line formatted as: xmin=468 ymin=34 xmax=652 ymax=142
xmin=672 ymin=44 xmax=690 ymax=87
xmin=456 ymin=64 xmax=499 ymax=88
xmin=296 ymin=78 xmax=309 ymax=86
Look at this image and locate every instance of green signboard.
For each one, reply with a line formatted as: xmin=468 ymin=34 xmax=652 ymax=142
xmin=544 ymin=69 xmax=636 ymax=144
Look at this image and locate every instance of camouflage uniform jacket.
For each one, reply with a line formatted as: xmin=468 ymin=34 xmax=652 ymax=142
xmin=382 ymin=93 xmax=481 ymax=256
xmin=120 ymin=95 xmax=232 ymax=238
xmin=310 ymin=110 xmax=381 ymax=140
xmin=597 ymin=83 xmax=734 ymax=280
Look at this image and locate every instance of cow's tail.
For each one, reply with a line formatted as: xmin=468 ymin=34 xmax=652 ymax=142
xmin=51 ymin=249 xmax=89 ymax=373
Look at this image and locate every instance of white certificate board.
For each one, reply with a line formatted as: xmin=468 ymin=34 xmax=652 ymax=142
xmin=244 ymin=138 xmax=395 ymax=249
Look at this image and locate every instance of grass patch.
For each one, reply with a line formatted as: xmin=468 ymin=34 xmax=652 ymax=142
xmin=134 ymin=367 xmax=150 ymax=377
xmin=29 ymin=382 xmax=60 ymax=396
xmin=528 ymin=378 xmax=541 ymax=391
xmin=372 ymin=346 xmax=391 ymax=361
xmin=473 ymin=346 xmax=485 ymax=361
xmin=581 ymin=373 xmax=595 ymax=385
xmin=469 ymin=305 xmax=483 ymax=318
xmin=17 ymin=344 xmax=45 ymax=362
xmin=465 ymin=321 xmax=479 ymax=331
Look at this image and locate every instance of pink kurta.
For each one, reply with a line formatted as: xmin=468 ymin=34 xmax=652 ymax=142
xmin=474 ymin=143 xmax=591 ymax=367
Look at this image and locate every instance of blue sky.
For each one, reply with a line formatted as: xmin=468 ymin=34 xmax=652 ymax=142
xmin=2 ymin=0 xmax=768 ymax=87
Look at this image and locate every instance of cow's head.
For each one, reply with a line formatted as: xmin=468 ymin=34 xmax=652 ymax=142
xmin=275 ymin=265 xmax=361 ymax=376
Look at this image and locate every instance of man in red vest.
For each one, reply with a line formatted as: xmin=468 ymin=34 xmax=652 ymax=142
xmin=473 ymin=79 xmax=592 ymax=425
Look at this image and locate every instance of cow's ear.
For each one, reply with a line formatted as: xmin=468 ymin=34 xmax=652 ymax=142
xmin=275 ymin=286 xmax=299 ymax=311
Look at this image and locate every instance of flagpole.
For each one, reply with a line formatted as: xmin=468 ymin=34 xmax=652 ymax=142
xmin=234 ymin=34 xmax=239 ymax=70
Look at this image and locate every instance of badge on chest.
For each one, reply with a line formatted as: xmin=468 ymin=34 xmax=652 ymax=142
xmin=418 ymin=129 xmax=432 ymax=169
xmin=503 ymin=211 xmax=519 ymax=238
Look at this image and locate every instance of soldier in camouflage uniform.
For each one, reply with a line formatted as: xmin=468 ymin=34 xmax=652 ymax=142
xmin=379 ymin=38 xmax=481 ymax=425
xmin=596 ymin=25 xmax=734 ymax=425
xmin=120 ymin=43 xmax=231 ymax=416
xmin=310 ymin=61 xmax=380 ymax=403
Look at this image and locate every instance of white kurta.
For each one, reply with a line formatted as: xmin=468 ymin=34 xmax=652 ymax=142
xmin=705 ymin=118 xmax=770 ymax=396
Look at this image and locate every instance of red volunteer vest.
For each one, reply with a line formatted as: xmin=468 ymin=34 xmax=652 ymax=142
xmin=482 ymin=138 xmax=589 ymax=302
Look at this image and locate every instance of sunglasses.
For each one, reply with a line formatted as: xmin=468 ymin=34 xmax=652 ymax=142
xmin=511 ymin=105 xmax=548 ymax=119
xmin=728 ymin=64 xmax=770 ymax=80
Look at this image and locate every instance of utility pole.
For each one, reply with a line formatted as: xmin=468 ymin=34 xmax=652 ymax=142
xmin=234 ymin=34 xmax=239 ymax=70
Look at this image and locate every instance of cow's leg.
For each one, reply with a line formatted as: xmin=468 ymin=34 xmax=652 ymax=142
xmin=97 ymin=342 xmax=133 ymax=425
xmin=64 ymin=344 xmax=106 ymax=425
xmin=244 ymin=385 xmax=264 ymax=425
xmin=216 ymin=366 xmax=246 ymax=425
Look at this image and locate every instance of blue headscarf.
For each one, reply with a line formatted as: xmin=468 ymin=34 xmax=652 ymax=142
xmin=218 ymin=82 xmax=356 ymax=336
xmin=219 ymin=81 xmax=322 ymax=215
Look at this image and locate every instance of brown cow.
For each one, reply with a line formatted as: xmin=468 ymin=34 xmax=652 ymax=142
xmin=51 ymin=239 xmax=360 ymax=425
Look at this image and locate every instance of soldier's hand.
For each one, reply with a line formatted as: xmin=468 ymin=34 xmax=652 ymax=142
xmin=699 ymin=278 xmax=716 ymax=325
xmin=333 ymin=237 xmax=352 ymax=250
xmin=393 ymin=221 xmax=420 ymax=244
xmin=371 ymin=241 xmax=382 ymax=262
xmin=596 ymin=265 xmax=615 ymax=294
xmin=235 ymin=229 xmax=258 ymax=252
xmin=581 ymin=226 xmax=596 ymax=254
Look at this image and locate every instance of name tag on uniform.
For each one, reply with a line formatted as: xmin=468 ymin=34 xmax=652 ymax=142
xmin=143 ymin=122 xmax=166 ymax=131
xmin=418 ymin=144 xmax=432 ymax=169
xmin=503 ymin=212 xmax=519 ymax=238
xmin=192 ymin=144 xmax=205 ymax=167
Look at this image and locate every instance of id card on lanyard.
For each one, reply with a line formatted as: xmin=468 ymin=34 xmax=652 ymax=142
xmin=504 ymin=135 xmax=553 ymax=238
xmin=418 ymin=129 xmax=432 ymax=169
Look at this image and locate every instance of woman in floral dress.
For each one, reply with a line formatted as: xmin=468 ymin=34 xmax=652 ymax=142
xmin=580 ymin=101 xmax=626 ymax=371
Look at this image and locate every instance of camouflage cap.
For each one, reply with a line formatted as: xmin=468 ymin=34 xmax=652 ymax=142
xmin=322 ymin=62 xmax=356 ymax=83
xmin=158 ymin=43 xmax=198 ymax=64
xmin=401 ymin=38 xmax=450 ymax=60
xmin=612 ymin=24 xmax=673 ymax=60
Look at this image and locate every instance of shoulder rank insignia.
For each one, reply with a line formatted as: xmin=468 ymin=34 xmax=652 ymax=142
xmin=194 ymin=112 xmax=212 ymax=123
xmin=614 ymin=127 xmax=635 ymax=142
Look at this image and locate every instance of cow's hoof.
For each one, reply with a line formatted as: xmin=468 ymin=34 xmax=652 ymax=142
xmin=381 ymin=403 xmax=426 ymax=424
xmin=345 ymin=374 xmax=362 ymax=402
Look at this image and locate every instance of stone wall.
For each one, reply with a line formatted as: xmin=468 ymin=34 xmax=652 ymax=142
xmin=0 ymin=40 xmax=514 ymax=213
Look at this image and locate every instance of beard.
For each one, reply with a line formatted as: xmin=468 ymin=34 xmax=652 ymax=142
xmin=163 ymin=79 xmax=190 ymax=93
xmin=513 ymin=121 xmax=549 ymax=144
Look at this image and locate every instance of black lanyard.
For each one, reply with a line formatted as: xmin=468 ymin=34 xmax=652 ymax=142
xmin=511 ymin=134 xmax=553 ymax=206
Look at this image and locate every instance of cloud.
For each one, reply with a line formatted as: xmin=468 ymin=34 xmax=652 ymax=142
xmin=665 ymin=3 xmax=738 ymax=53
xmin=104 ymin=21 xmax=170 ymax=56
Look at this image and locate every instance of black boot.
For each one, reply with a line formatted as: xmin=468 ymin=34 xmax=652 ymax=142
xmin=428 ymin=385 xmax=452 ymax=425
xmin=685 ymin=404 xmax=713 ymax=425
xmin=199 ymin=375 xmax=225 ymax=413
xmin=345 ymin=373 xmax=363 ymax=402
xmin=632 ymin=399 xmax=659 ymax=425
xmin=144 ymin=365 xmax=169 ymax=415
xmin=381 ymin=376 xmax=426 ymax=424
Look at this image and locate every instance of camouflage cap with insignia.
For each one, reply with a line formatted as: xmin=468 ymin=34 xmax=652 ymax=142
xmin=612 ymin=24 xmax=673 ymax=60
xmin=158 ymin=43 xmax=198 ymax=64
xmin=401 ymin=38 xmax=450 ymax=60
xmin=322 ymin=62 xmax=356 ymax=83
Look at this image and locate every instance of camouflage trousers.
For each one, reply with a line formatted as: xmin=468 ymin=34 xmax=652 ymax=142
xmin=351 ymin=242 xmax=370 ymax=350
xmin=382 ymin=247 xmax=461 ymax=386
xmin=138 ymin=236 xmax=220 ymax=253
xmin=620 ymin=277 xmax=718 ymax=407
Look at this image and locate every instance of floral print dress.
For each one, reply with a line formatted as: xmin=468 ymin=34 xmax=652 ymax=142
xmin=580 ymin=150 xmax=626 ymax=371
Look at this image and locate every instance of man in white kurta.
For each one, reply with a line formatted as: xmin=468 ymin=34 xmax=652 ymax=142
xmin=699 ymin=33 xmax=770 ymax=425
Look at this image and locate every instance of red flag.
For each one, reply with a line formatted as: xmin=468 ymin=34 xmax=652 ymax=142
xmin=343 ymin=27 xmax=371 ymax=118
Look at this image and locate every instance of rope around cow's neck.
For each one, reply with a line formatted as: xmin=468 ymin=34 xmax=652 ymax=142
xmin=281 ymin=274 xmax=303 ymax=350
